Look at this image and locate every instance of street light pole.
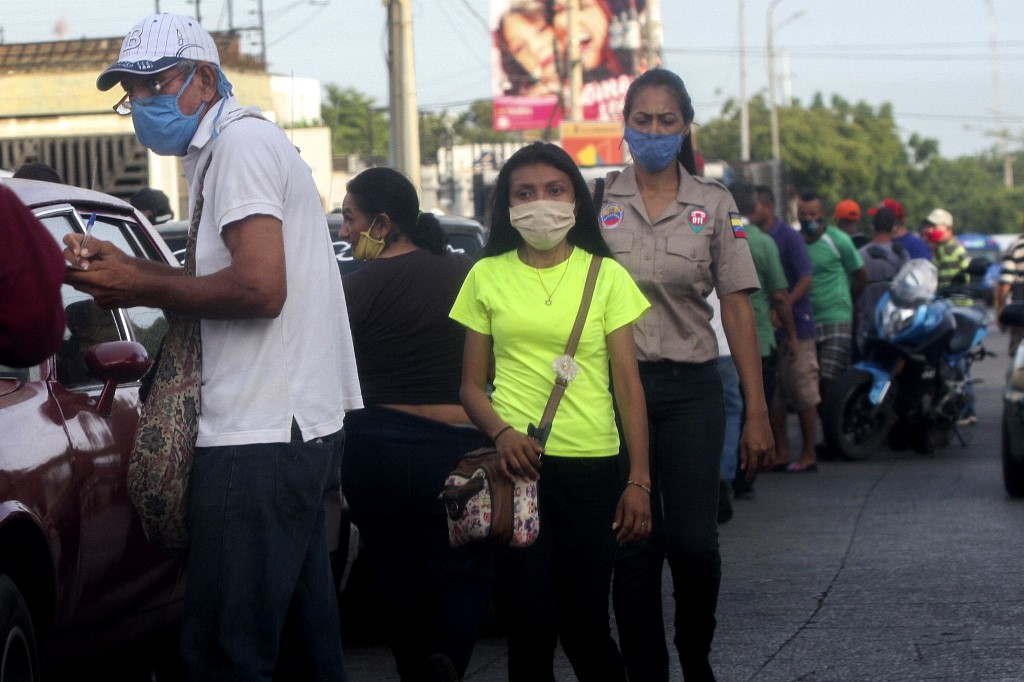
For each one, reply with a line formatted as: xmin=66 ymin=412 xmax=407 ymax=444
xmin=766 ymin=0 xmax=782 ymax=162
xmin=985 ymin=0 xmax=1013 ymax=188
xmin=739 ymin=0 xmax=749 ymax=161
xmin=766 ymin=0 xmax=803 ymax=163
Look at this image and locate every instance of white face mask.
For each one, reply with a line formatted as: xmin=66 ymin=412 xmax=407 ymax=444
xmin=509 ymin=200 xmax=576 ymax=251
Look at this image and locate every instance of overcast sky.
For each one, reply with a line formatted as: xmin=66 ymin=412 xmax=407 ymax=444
xmin=6 ymin=0 xmax=1023 ymax=159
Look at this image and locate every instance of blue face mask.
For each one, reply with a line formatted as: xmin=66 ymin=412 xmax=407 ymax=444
xmin=799 ymin=219 xmax=821 ymax=237
xmin=131 ymin=69 xmax=206 ymax=157
xmin=624 ymin=126 xmax=683 ymax=173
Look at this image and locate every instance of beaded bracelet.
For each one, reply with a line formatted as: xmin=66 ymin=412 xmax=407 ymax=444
xmin=492 ymin=425 xmax=514 ymax=442
xmin=627 ymin=480 xmax=652 ymax=494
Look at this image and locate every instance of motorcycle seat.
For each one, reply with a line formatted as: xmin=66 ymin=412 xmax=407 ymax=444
xmin=947 ymin=306 xmax=986 ymax=355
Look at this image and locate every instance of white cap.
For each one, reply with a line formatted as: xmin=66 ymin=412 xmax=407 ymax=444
xmin=926 ymin=208 xmax=953 ymax=228
xmin=97 ymin=14 xmax=220 ymax=91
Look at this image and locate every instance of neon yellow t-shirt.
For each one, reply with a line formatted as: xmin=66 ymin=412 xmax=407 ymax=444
xmin=450 ymin=248 xmax=650 ymax=458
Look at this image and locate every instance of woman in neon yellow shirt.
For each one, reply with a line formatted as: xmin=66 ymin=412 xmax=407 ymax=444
xmin=451 ymin=142 xmax=651 ymax=681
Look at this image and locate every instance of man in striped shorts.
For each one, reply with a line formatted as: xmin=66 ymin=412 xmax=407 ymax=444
xmin=995 ymin=229 xmax=1024 ymax=357
xmin=797 ymin=192 xmax=868 ymax=417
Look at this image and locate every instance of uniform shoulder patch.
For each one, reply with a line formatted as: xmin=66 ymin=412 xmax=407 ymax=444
xmin=601 ymin=203 xmax=625 ymax=229
xmin=729 ymin=212 xmax=747 ymax=239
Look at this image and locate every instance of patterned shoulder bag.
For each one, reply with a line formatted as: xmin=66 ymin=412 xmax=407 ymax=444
xmin=128 ymin=157 xmax=213 ymax=556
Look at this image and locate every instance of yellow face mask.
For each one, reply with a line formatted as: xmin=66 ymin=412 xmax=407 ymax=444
xmin=353 ymin=217 xmax=386 ymax=260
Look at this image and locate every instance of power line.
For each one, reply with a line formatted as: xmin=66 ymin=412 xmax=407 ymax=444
xmin=456 ymin=0 xmax=491 ymax=33
xmin=664 ymin=47 xmax=1024 ymax=62
xmin=432 ymin=0 xmax=488 ymax=67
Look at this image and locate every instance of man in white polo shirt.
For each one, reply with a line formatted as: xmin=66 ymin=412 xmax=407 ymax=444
xmin=66 ymin=13 xmax=361 ymax=680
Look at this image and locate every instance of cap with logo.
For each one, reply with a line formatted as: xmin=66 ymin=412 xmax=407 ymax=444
xmin=97 ymin=14 xmax=220 ymax=92
xmin=833 ymin=199 xmax=861 ymax=222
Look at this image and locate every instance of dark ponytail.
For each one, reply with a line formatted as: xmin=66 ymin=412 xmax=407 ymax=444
xmin=408 ymin=210 xmax=447 ymax=255
xmin=346 ymin=167 xmax=448 ymax=255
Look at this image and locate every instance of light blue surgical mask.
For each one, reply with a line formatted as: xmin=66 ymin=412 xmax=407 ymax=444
xmin=624 ymin=126 xmax=683 ymax=173
xmin=131 ymin=69 xmax=206 ymax=156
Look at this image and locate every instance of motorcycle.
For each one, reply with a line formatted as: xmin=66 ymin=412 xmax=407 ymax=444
xmin=823 ymin=259 xmax=990 ymax=460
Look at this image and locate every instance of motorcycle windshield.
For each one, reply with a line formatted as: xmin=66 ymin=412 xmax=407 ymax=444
xmin=890 ymin=258 xmax=938 ymax=308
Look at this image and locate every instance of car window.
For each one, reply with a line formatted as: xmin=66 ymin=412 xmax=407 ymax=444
xmin=36 ymin=210 xmax=168 ymax=387
xmin=0 ymin=362 xmax=35 ymax=382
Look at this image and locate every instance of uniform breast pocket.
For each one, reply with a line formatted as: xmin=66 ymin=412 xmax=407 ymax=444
xmin=604 ymin=230 xmax=634 ymax=255
xmin=662 ymin=235 xmax=713 ymax=294
xmin=603 ymin=230 xmax=637 ymax=271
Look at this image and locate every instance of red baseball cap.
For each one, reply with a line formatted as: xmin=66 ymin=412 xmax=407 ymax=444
xmin=868 ymin=198 xmax=905 ymax=222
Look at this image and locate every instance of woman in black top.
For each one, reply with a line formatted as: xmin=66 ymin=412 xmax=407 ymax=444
xmin=339 ymin=167 xmax=490 ymax=681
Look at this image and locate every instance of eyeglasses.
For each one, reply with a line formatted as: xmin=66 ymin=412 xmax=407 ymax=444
xmin=112 ymin=68 xmax=192 ymax=115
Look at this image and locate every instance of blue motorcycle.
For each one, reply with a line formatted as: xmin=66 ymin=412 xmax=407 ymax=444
xmin=823 ymin=260 xmax=990 ymax=460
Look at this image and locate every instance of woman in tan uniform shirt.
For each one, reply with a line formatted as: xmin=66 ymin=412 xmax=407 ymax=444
xmin=600 ymin=68 xmax=774 ymax=682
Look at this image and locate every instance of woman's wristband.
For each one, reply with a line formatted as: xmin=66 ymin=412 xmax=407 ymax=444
xmin=492 ymin=425 xmax=513 ymax=443
xmin=627 ymin=479 xmax=652 ymax=494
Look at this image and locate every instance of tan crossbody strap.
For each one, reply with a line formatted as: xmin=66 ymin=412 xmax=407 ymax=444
xmin=530 ymin=255 xmax=603 ymax=445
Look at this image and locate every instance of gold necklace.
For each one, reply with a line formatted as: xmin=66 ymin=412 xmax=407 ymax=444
xmin=533 ymin=251 xmax=572 ymax=306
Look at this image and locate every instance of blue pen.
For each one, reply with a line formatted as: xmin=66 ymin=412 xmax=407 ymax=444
xmin=76 ymin=212 xmax=97 ymax=267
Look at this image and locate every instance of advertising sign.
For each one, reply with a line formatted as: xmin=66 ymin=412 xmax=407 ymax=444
xmin=491 ymin=0 xmax=661 ymax=132
xmin=559 ymin=121 xmax=626 ymax=166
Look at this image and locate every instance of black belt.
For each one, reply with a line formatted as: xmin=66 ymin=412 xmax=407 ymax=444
xmin=638 ymin=358 xmax=718 ymax=371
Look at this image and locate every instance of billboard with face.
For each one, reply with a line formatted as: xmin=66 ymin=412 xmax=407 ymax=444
xmin=491 ymin=0 xmax=661 ymax=131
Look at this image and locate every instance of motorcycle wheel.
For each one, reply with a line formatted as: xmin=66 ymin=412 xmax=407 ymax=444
xmin=822 ymin=369 xmax=894 ymax=461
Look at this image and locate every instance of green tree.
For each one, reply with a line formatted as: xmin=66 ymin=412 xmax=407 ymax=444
xmin=697 ymin=94 xmax=916 ymax=212
xmin=322 ymin=85 xmax=388 ymax=162
xmin=913 ymin=152 xmax=1024 ymax=234
xmin=452 ymin=100 xmax=516 ymax=144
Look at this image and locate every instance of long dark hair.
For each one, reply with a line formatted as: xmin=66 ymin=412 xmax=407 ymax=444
xmin=622 ymin=68 xmax=698 ymax=175
xmin=483 ymin=142 xmax=612 ymax=259
xmin=346 ymin=167 xmax=447 ymax=255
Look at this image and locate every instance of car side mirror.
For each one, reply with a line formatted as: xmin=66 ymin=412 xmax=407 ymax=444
xmin=84 ymin=341 xmax=151 ymax=417
xmin=999 ymin=302 xmax=1024 ymax=328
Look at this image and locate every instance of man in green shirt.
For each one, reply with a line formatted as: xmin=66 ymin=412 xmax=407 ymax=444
xmin=798 ymin=192 xmax=868 ymax=447
xmin=730 ymin=184 xmax=798 ymax=482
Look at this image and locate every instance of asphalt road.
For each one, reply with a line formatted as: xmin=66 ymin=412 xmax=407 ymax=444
xmin=343 ymin=325 xmax=1024 ymax=682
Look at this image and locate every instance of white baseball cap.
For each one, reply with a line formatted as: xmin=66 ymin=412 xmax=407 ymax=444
xmin=926 ymin=208 xmax=953 ymax=228
xmin=97 ymin=14 xmax=220 ymax=91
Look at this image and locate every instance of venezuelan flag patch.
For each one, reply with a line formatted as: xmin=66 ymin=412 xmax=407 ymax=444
xmin=729 ymin=212 xmax=747 ymax=239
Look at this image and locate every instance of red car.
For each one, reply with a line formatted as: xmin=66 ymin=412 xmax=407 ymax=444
xmin=0 ymin=178 xmax=184 ymax=680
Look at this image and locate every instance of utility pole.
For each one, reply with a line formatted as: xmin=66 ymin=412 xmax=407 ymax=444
xmin=385 ymin=0 xmax=422 ymax=193
xmin=566 ymin=0 xmax=583 ymax=121
xmin=739 ymin=0 xmax=749 ymax=161
xmin=256 ymin=0 xmax=266 ymax=66
xmin=644 ymin=0 xmax=662 ymax=70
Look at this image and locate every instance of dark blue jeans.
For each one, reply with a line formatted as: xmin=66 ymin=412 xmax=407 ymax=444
xmin=614 ymin=360 xmax=725 ymax=682
xmin=341 ymin=407 xmax=492 ymax=680
xmin=181 ymin=425 xmax=346 ymax=682
xmin=495 ymin=455 xmax=626 ymax=682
